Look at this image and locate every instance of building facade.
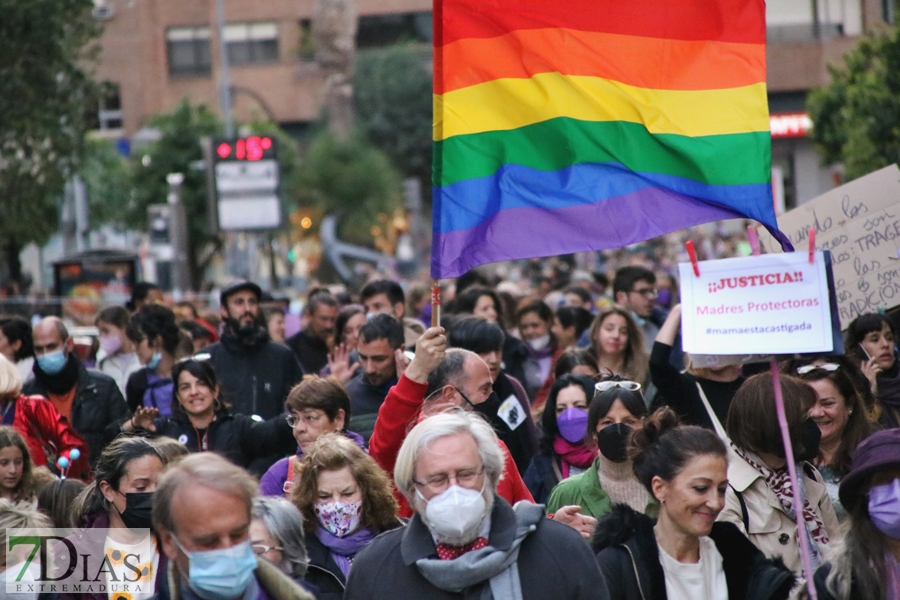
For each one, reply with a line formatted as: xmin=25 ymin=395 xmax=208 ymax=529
xmin=91 ymin=0 xmax=432 ymax=142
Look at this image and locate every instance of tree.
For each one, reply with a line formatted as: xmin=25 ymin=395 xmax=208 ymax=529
xmin=126 ymin=101 xmax=222 ymax=289
xmin=353 ymin=44 xmax=433 ymax=185
xmin=808 ymin=25 xmax=900 ymax=180
xmin=0 ymin=0 xmax=101 ymax=288
xmin=296 ymin=131 xmax=404 ymax=246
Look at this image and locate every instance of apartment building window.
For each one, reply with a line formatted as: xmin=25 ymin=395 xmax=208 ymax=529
xmin=357 ymin=12 xmax=431 ymax=48
xmin=886 ymin=0 xmax=896 ymax=23
xmin=85 ymin=84 xmax=122 ymax=131
xmin=167 ymin=27 xmax=212 ymax=76
xmin=224 ymin=22 xmax=279 ymax=65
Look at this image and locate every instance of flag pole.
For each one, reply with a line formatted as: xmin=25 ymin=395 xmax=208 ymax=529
xmin=748 ymin=225 xmax=818 ymax=600
xmin=431 ymin=280 xmax=441 ymax=328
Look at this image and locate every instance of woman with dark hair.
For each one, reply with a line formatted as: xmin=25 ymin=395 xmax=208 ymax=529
xmin=553 ymin=305 xmax=594 ymax=350
xmin=593 ymin=407 xmax=795 ymax=600
xmin=260 ymin=376 xmax=366 ymax=497
xmin=845 ymin=312 xmax=900 ymax=427
xmin=523 ymin=374 xmax=596 ymax=503
xmin=554 ymin=348 xmax=601 ymax=379
xmin=547 ymin=377 xmax=654 ymax=518
xmin=589 ymin=305 xmax=648 ymax=386
xmin=37 ymin=478 xmax=86 ymax=527
xmin=784 ymin=357 xmax=874 ymax=521
xmin=291 ymin=433 xmax=400 ymax=600
xmin=448 ymin=315 xmax=538 ymax=473
xmin=120 ymin=356 xmax=296 ymax=469
xmin=63 ymin=436 xmax=166 ymax=600
xmin=95 ymin=305 xmax=139 ymax=395
xmin=517 ymin=300 xmax=561 ymax=401
xmin=0 ymin=314 xmax=34 ymax=383
xmin=452 ymin=285 xmax=529 ymax=388
xmin=814 ymin=429 xmax=900 ymax=599
xmin=650 ymin=305 xmax=744 ymax=431
xmin=124 ymin=304 xmax=186 ymax=417
xmin=721 ymin=372 xmax=840 ymax=576
xmin=324 ymin=304 xmax=366 ymax=383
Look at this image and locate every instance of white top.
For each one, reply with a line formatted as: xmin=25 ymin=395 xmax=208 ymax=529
xmin=658 ymin=536 xmax=728 ymax=600
xmin=103 ymin=533 xmax=159 ymax=600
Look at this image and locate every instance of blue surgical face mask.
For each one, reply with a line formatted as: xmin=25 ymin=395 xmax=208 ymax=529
xmin=37 ymin=350 xmax=67 ymax=375
xmin=172 ymin=536 xmax=257 ymax=600
xmin=146 ymin=352 xmax=162 ymax=370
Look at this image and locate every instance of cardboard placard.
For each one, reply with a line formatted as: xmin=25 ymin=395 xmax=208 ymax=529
xmin=679 ymin=252 xmax=836 ymax=355
xmin=759 ymin=165 xmax=900 ymax=328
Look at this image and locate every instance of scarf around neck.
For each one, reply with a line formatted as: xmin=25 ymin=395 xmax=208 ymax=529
xmin=553 ymin=436 xmax=597 ymax=478
xmin=732 ymin=444 xmax=830 ymax=548
xmin=315 ymin=526 xmax=375 ymax=578
xmin=415 ymin=501 xmax=544 ymax=600
xmin=33 ymin=354 xmax=80 ymax=395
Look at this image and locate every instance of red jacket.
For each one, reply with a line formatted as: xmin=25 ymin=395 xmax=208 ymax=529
xmin=369 ymin=374 xmax=534 ymax=517
xmin=12 ymin=394 xmax=89 ymax=480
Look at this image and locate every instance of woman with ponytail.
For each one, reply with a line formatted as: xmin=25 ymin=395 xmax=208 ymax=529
xmin=593 ymin=407 xmax=794 ymax=600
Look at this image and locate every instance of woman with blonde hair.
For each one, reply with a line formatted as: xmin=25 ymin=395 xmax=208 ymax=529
xmin=0 ymin=356 xmax=87 ymax=479
xmin=589 ymin=305 xmax=648 ymax=385
xmin=291 ymin=432 xmax=399 ymax=600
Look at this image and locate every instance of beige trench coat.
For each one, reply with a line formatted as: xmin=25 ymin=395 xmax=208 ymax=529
xmin=718 ymin=448 xmax=841 ymax=576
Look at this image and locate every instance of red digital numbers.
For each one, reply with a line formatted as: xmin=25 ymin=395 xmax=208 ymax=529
xmin=215 ymin=136 xmax=274 ymax=161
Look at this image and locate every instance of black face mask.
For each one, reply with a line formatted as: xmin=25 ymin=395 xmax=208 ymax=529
xmin=796 ymin=418 xmax=822 ymax=463
xmin=118 ymin=491 xmax=154 ymax=531
xmin=473 ymin=391 xmax=501 ymax=414
xmin=596 ymin=423 xmax=632 ymax=463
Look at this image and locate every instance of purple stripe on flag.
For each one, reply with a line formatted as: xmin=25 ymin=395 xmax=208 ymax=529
xmin=431 ymin=185 xmax=746 ymax=278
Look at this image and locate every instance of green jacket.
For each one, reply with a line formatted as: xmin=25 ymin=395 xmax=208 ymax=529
xmin=545 ymin=457 xmax=657 ymax=519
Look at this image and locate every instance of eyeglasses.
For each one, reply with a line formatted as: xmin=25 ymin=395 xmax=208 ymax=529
xmin=412 ymin=466 xmax=485 ymax=491
xmin=176 ymin=352 xmax=212 ymax=364
xmin=630 ymin=288 xmax=657 ymax=298
xmin=595 ymin=380 xmax=642 ymax=392
xmin=796 ymin=363 xmax=840 ymax=375
xmin=286 ymin=412 xmax=325 ymax=427
xmin=251 ymin=544 xmax=283 ymax=555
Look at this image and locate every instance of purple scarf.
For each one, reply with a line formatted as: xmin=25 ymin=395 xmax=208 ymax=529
xmin=315 ymin=526 xmax=375 ymax=578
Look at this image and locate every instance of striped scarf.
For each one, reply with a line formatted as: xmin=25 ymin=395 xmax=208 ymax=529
xmin=732 ymin=444 xmax=830 ymax=547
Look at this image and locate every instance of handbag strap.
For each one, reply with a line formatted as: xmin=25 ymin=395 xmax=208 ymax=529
xmin=695 ymin=381 xmax=729 ymax=441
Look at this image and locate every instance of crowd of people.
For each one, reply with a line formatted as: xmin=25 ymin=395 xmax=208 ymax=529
xmin=1 ymin=260 xmax=900 ymax=600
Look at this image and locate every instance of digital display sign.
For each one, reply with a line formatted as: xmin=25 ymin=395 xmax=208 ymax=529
xmin=214 ymin=136 xmax=276 ymax=162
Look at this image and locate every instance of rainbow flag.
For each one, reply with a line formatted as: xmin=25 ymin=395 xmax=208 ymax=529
xmin=431 ymin=0 xmax=791 ymax=278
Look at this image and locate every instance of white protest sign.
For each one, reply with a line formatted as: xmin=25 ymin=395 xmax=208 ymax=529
xmin=679 ymin=252 xmax=833 ymax=355
xmin=759 ymin=164 xmax=900 ymax=328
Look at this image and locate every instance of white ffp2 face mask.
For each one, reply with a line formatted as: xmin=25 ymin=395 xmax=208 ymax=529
xmin=417 ymin=484 xmax=487 ymax=543
xmin=527 ymin=334 xmax=550 ymax=351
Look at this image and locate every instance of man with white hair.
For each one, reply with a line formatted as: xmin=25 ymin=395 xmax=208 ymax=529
xmin=368 ymin=327 xmax=596 ymax=538
xmin=345 ymin=412 xmax=610 ymax=599
xmin=151 ymin=453 xmax=314 ymax=600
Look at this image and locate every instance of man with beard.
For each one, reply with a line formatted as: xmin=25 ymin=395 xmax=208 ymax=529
xmin=346 ymin=313 xmax=404 ymax=442
xmin=23 ymin=317 xmax=128 ymax=467
xmin=203 ymin=280 xmax=303 ymax=420
xmin=287 ymin=292 xmax=339 ymax=374
xmin=345 ymin=412 xmax=609 ymax=600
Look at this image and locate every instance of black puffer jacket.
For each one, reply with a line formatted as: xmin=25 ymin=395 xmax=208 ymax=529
xmin=24 ymin=360 xmax=129 ymax=466
xmin=201 ymin=327 xmax=304 ymax=419
xmin=592 ymin=504 xmax=794 ymax=600
xmin=113 ymin=407 xmax=296 ymax=468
